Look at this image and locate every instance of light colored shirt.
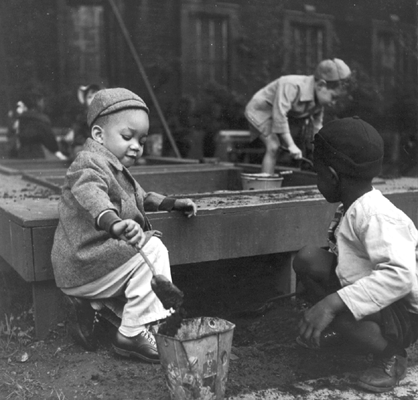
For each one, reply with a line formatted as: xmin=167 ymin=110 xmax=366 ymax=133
xmin=244 ymin=75 xmax=323 ymax=137
xmin=335 ymin=189 xmax=418 ymax=320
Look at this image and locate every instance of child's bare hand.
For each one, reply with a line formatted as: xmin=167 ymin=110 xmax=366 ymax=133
xmin=174 ymin=198 xmax=197 ymax=218
xmin=288 ymin=144 xmax=302 ymax=160
xmin=298 ymin=300 xmax=335 ymax=348
xmin=298 ymin=293 xmax=345 ymax=348
xmin=111 ymin=220 xmax=146 ymax=247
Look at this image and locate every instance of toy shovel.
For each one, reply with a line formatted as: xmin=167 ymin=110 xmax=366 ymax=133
xmin=135 ymin=243 xmax=184 ymax=310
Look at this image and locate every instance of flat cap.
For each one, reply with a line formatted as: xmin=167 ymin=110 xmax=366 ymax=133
xmin=314 ymin=117 xmax=383 ymax=179
xmin=314 ymin=59 xmax=351 ymax=81
xmin=87 ymin=88 xmax=149 ymax=127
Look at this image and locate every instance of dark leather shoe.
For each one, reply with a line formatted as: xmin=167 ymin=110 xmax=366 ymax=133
xmin=65 ymin=295 xmax=97 ymax=351
xmin=113 ymin=330 xmax=159 ymax=363
xmin=296 ymin=329 xmax=342 ymax=349
xmin=358 ymin=354 xmax=407 ymax=393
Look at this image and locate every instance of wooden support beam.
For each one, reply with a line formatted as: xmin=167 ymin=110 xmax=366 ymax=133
xmin=32 ymin=280 xmax=64 ymax=339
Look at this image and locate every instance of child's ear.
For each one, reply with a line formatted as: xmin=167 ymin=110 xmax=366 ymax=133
xmin=328 ymin=166 xmax=340 ymax=185
xmin=91 ymin=125 xmax=104 ymax=144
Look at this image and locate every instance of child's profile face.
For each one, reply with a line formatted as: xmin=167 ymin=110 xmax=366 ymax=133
xmin=99 ymin=109 xmax=149 ymax=168
xmin=315 ymin=82 xmax=341 ymax=107
xmin=314 ymin=159 xmax=341 ymax=203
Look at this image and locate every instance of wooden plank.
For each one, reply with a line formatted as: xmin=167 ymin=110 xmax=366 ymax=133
xmin=23 ymin=169 xmax=68 ymax=177
xmin=26 ymin=166 xmax=244 ymax=195
xmin=0 ymin=164 xmax=21 ymax=175
xmin=21 ymin=164 xmax=244 ymax=194
xmin=386 ymin=192 xmax=418 ymax=225
xmin=32 ymin=280 xmax=64 ymax=339
xmin=21 ymin=174 xmax=62 ymax=192
xmin=135 ymin=168 xmax=241 ymax=194
xmin=0 ymin=210 xmax=12 ymax=264
xmin=9 ymin=221 xmax=34 ymax=281
xmin=144 ymin=156 xmax=200 ymax=164
xmin=23 ymin=162 xmax=223 ymax=178
xmin=149 ymin=199 xmax=338 ymax=265
xmin=0 ymin=198 xmax=59 ymax=227
xmin=0 ymin=159 xmax=71 ymax=170
xmin=33 ymin=226 xmax=57 ymax=281
xmin=0 ymin=184 xmax=417 ymax=284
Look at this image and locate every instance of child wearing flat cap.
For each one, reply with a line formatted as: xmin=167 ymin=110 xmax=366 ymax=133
xmin=245 ymin=58 xmax=351 ymax=174
xmin=51 ymin=88 xmax=197 ymax=363
xmin=293 ymin=117 xmax=418 ymax=393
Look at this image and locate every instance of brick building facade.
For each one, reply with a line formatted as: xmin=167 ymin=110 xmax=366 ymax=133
xmin=0 ymin=0 xmax=416 ymax=167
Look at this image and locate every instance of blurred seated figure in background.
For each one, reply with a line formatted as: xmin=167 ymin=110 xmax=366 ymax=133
xmin=7 ymin=100 xmax=27 ymax=158
xmin=63 ymin=84 xmax=102 ymax=159
xmin=14 ymin=89 xmax=67 ymax=160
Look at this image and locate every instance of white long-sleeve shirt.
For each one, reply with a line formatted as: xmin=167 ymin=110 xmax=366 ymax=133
xmin=334 ymin=189 xmax=418 ymax=320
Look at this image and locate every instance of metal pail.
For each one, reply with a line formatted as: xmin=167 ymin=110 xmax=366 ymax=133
xmin=154 ymin=317 xmax=235 ymax=400
xmin=240 ymin=172 xmax=283 ymax=190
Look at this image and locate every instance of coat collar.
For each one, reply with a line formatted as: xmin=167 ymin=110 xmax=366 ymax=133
xmin=83 ymin=138 xmax=124 ymax=172
xmin=299 ymin=75 xmax=316 ymax=102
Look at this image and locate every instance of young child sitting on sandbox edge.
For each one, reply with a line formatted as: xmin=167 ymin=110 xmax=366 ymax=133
xmin=293 ymin=117 xmax=418 ymax=393
xmin=51 ymin=88 xmax=197 ymax=363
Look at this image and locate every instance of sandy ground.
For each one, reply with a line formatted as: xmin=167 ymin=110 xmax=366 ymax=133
xmin=2 ymin=257 xmax=418 ymax=400
xmin=1 ymin=174 xmax=418 ymax=399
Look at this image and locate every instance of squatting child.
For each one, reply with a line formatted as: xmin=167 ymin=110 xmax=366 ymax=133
xmin=293 ymin=117 xmax=418 ymax=393
xmin=51 ymin=88 xmax=197 ymax=364
xmin=244 ymin=59 xmax=351 ymax=174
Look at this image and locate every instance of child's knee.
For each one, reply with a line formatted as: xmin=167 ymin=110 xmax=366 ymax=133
xmin=293 ymin=245 xmax=319 ymax=275
xmin=293 ymin=245 xmax=336 ymax=278
xmin=263 ymin=134 xmax=280 ymax=154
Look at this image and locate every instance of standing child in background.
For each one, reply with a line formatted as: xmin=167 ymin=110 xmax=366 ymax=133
xmin=51 ymin=88 xmax=197 ymax=363
xmin=14 ymin=90 xmax=67 ymax=160
xmin=244 ymin=59 xmax=351 ymax=174
xmin=293 ymin=117 xmax=418 ymax=393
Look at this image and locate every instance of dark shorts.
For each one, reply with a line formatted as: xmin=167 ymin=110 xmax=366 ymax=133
xmin=379 ymin=300 xmax=418 ymax=349
xmin=329 ymin=270 xmax=418 ymax=349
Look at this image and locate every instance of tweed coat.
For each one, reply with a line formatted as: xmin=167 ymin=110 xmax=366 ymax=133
xmin=51 ymin=138 xmax=170 ymax=288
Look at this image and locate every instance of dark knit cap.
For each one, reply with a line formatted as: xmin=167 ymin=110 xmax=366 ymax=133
xmin=87 ymin=88 xmax=149 ymax=127
xmin=313 ymin=117 xmax=384 ymax=179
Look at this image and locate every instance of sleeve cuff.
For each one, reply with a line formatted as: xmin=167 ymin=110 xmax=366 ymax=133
xmin=158 ymin=197 xmax=176 ymax=212
xmin=96 ymin=210 xmax=122 ymax=234
xmin=274 ymin=124 xmax=291 ymax=136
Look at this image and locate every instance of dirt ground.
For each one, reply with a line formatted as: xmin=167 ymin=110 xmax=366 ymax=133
xmin=2 ymin=257 xmax=418 ymax=400
xmin=1 ymin=175 xmax=418 ymax=399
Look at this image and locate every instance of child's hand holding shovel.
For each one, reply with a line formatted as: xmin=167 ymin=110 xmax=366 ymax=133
xmin=111 ymin=219 xmax=148 ymax=248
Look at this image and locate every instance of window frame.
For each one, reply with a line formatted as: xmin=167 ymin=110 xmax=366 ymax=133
xmin=372 ymin=19 xmax=416 ymax=93
xmin=283 ymin=10 xmax=334 ymax=75
xmin=180 ymin=1 xmax=239 ymax=96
